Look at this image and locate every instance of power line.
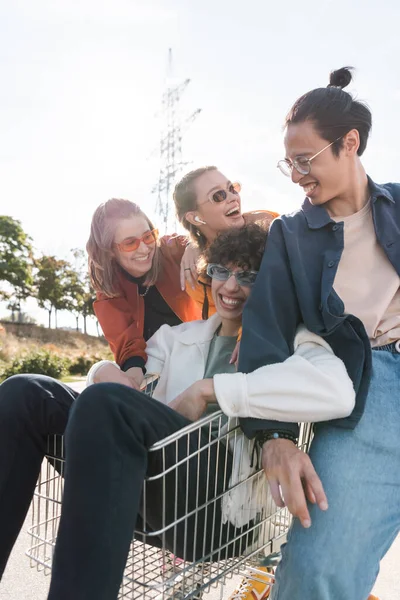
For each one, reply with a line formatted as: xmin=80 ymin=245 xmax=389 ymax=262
xmin=153 ymin=49 xmax=201 ymax=233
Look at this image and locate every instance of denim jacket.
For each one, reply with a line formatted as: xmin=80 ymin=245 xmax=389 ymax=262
xmin=239 ymin=177 xmax=400 ymax=439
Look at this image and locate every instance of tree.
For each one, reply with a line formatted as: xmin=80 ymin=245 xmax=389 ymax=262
xmin=69 ymin=249 xmax=96 ymax=334
xmin=0 ymin=216 xmax=34 ymax=320
xmin=36 ymin=256 xmax=75 ymax=328
xmin=67 ymin=270 xmax=85 ymax=332
xmin=81 ymin=283 xmax=96 ymax=335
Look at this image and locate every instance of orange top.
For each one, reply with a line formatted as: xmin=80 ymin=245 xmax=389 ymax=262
xmin=94 ymin=235 xmax=202 ymax=367
xmin=186 ymin=209 xmax=279 ymax=318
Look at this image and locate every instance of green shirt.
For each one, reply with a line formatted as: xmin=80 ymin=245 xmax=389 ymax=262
xmin=203 ymin=332 xmax=237 ymax=433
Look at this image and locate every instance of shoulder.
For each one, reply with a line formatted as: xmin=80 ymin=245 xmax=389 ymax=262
xmin=243 ymin=210 xmax=279 ymax=228
xmin=380 ymin=182 xmax=400 ymax=201
xmin=268 ymin=208 xmax=307 ymax=238
xmin=174 ymin=312 xmax=221 ymax=342
xmin=368 ymin=176 xmax=400 ymax=204
xmin=150 ymin=317 xmax=215 ymax=346
xmin=95 ymin=273 xmax=135 ymax=303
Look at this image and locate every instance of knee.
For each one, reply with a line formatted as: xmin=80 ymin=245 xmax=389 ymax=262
xmin=0 ymin=374 xmax=42 ymax=416
xmin=71 ymin=383 xmax=142 ymax=423
xmin=73 ymin=383 xmax=114 ymax=415
xmin=66 ymin=384 xmax=144 ymax=448
xmin=278 ymin=526 xmax=334 ymax=582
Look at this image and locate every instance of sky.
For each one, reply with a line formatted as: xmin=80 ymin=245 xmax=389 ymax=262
xmin=1 ymin=0 xmax=399 ymax=331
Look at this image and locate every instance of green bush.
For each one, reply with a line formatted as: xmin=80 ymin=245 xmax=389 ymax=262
xmin=1 ymin=350 xmax=71 ymax=381
xmin=68 ymin=354 xmax=104 ymax=376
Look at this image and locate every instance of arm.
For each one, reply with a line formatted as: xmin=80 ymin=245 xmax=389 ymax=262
xmin=239 ymin=220 xmax=327 ymax=528
xmin=160 ymin=233 xmax=201 ymax=291
xmin=86 ymin=360 xmax=142 ymax=389
xmin=180 ymin=243 xmax=201 ymax=291
xmin=94 ymin=294 xmax=146 ymax=371
xmin=213 ymin=327 xmax=355 ymax=420
xmin=238 ymin=219 xmax=301 ymax=437
xmin=169 ymin=379 xmax=213 ymax=421
xmin=168 ymin=331 xmax=355 ymax=425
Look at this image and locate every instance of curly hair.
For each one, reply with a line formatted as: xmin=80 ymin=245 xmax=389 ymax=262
xmin=202 ymin=223 xmax=268 ymax=276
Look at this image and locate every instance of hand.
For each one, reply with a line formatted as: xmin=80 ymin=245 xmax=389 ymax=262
xmin=125 ymin=366 xmax=145 ymax=390
xmin=180 ymin=243 xmax=201 ymax=291
xmin=169 ymin=379 xmax=215 ymax=421
xmin=230 ymin=340 xmax=240 ymax=369
xmin=93 ymin=363 xmax=140 ymax=390
xmin=261 ymin=438 xmax=328 ymax=528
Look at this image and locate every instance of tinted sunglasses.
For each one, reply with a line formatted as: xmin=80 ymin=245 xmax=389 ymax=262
xmin=113 ymin=229 xmax=159 ymax=253
xmin=206 ymin=263 xmax=258 ymax=287
xmin=207 ymin=182 xmax=241 ymax=204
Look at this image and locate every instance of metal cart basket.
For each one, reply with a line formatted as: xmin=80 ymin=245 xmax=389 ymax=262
xmin=26 ymin=377 xmax=313 ymax=599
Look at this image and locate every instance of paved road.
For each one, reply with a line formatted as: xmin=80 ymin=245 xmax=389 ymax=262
xmin=1 ymin=379 xmax=399 ymax=599
xmin=2 ymin=516 xmax=399 ymax=600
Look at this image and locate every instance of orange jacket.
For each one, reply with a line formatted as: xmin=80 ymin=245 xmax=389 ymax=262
xmin=94 ymin=235 xmax=202 ymax=367
xmin=185 ymin=209 xmax=279 ymax=318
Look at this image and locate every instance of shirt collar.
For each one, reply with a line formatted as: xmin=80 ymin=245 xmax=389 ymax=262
xmin=179 ymin=312 xmax=222 ymax=345
xmin=302 ymin=175 xmax=394 ymax=230
xmin=368 ymin=176 xmax=395 ymax=204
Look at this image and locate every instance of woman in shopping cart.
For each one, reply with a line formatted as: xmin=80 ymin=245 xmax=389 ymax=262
xmin=0 ymin=223 xmax=357 ymax=599
xmin=238 ymin=67 xmax=400 ymax=600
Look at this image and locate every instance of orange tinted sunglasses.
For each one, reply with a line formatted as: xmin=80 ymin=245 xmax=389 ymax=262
xmin=113 ymin=229 xmax=159 ymax=253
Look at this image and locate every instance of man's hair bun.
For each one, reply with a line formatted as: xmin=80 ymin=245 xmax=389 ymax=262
xmin=328 ymin=67 xmax=353 ymax=89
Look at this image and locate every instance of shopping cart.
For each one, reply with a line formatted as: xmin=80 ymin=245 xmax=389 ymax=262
xmin=26 ymin=376 xmax=313 ymax=599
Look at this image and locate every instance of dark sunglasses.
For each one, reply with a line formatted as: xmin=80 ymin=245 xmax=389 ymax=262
xmin=206 ymin=263 xmax=258 ymax=287
xmin=113 ymin=229 xmax=159 ymax=253
xmin=207 ymin=182 xmax=241 ymax=204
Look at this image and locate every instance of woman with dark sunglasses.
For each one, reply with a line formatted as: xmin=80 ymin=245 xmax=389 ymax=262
xmin=239 ymin=67 xmax=400 ymax=600
xmin=86 ymin=198 xmax=201 ymax=390
xmin=174 ymin=166 xmax=278 ymax=318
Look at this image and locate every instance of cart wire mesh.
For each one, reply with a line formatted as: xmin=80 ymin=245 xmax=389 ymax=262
xmin=26 ymin=376 xmax=313 ymax=599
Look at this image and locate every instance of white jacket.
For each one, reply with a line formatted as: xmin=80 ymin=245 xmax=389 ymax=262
xmin=144 ymin=313 xmax=355 ymax=422
xmin=87 ymin=314 xmax=355 ymax=528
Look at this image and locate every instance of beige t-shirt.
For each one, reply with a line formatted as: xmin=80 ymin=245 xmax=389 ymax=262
xmin=332 ymin=201 xmax=400 ymax=347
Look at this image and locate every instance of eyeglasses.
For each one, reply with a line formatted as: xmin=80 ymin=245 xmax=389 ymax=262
xmin=199 ymin=182 xmax=241 ymax=206
xmin=277 ymin=137 xmax=342 ymax=177
xmin=206 ymin=263 xmax=258 ymax=287
xmin=113 ymin=229 xmax=159 ymax=253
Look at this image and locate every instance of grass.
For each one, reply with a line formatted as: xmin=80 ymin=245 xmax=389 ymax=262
xmin=60 ymin=375 xmax=86 ymax=384
xmin=0 ymin=322 xmax=112 ymax=380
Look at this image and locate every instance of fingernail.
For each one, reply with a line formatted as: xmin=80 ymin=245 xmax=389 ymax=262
xmin=302 ymin=519 xmax=311 ymax=528
xmin=320 ymin=501 xmax=328 ymax=511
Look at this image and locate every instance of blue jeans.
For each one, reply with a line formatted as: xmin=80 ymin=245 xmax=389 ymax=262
xmin=272 ymin=349 xmax=400 ymax=600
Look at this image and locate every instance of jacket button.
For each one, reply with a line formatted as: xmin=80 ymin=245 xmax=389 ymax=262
xmin=328 ymin=260 xmax=335 ymax=268
xmin=332 ymin=224 xmax=339 ymax=231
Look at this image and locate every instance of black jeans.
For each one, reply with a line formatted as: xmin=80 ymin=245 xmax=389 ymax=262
xmin=0 ymin=375 xmax=245 ymax=600
xmin=0 ymin=374 xmax=77 ymax=579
